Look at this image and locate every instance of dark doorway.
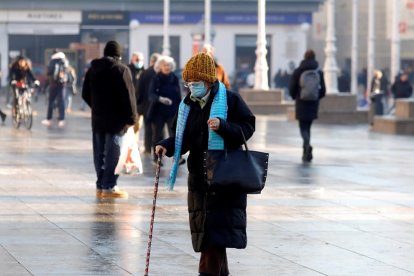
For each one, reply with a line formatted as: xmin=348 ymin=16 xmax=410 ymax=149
xmin=233 ymin=35 xmax=271 ymax=91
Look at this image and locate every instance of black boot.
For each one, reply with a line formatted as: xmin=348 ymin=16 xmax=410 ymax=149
xmin=302 ymin=145 xmax=313 ymax=162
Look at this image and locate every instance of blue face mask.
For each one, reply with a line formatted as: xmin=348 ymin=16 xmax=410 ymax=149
xmin=188 ymin=81 xmax=208 ymax=98
xmin=133 ymin=61 xmax=143 ymax=69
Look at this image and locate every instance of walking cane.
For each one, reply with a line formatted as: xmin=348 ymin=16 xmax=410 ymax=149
xmin=144 ymin=154 xmax=162 ymax=276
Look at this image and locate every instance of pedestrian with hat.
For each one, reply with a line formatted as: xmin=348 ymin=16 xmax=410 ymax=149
xmin=155 ymin=52 xmax=255 ymax=276
xmin=82 ymin=40 xmax=137 ymax=198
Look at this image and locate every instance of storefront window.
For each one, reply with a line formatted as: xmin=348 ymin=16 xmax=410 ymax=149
xmin=233 ymin=35 xmax=271 ymax=90
xmin=9 ymin=35 xmax=79 ymax=65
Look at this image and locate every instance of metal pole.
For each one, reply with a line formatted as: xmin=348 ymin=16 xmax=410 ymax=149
xmin=391 ymin=0 xmax=401 ymax=81
xmin=162 ymin=0 xmax=171 ymax=56
xmin=204 ymin=0 xmax=211 ymax=46
xmin=323 ymin=0 xmax=339 ymax=94
xmin=129 ymin=20 xmax=140 ymax=60
xmin=367 ymin=0 xmax=375 ymax=95
xmin=351 ymin=0 xmax=358 ymax=95
xmin=253 ymin=0 xmax=269 ymax=90
xmin=0 ymin=24 xmax=8 ymax=86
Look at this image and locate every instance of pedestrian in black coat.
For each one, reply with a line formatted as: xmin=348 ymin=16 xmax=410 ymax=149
xmin=137 ymin=53 xmax=160 ymax=154
xmin=155 ymin=53 xmax=255 ymax=276
xmin=128 ymin=52 xmax=145 ymax=111
xmin=391 ymin=73 xmax=412 ymax=99
xmin=289 ymin=50 xmax=326 ymax=162
xmin=128 ymin=52 xmax=145 ymax=134
xmin=128 ymin=51 xmax=145 ymax=89
xmin=82 ymin=40 xmax=137 ymax=198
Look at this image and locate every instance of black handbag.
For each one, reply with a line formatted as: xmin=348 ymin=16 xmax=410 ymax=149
xmin=203 ymin=128 xmax=269 ymax=194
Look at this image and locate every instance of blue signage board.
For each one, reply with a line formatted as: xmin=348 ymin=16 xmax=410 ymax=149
xmin=130 ymin=12 xmax=312 ymax=25
xmin=214 ymin=13 xmax=312 ymax=24
xmin=130 ymin=12 xmax=201 ymax=24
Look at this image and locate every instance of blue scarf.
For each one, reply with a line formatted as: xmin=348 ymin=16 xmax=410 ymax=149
xmin=167 ymin=82 xmax=227 ymax=190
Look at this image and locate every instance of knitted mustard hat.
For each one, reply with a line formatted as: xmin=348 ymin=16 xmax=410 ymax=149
xmin=182 ymin=53 xmax=217 ymax=83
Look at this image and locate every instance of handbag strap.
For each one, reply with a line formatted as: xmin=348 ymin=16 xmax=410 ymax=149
xmin=222 ymin=126 xmax=249 ymax=159
xmin=238 ymin=126 xmax=249 ymax=152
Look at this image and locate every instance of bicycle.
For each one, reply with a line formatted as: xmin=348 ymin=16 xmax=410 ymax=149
xmin=11 ymin=80 xmax=38 ymax=130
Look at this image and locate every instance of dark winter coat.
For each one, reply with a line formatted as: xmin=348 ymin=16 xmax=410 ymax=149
xmin=391 ymin=79 xmax=413 ymax=99
xmin=157 ymin=81 xmax=255 ymax=252
xmin=137 ymin=66 xmax=156 ymax=116
xmin=82 ymin=57 xmax=137 ymax=134
xmin=9 ymin=66 xmax=36 ymax=85
xmin=128 ymin=63 xmax=144 ymax=100
xmin=146 ymin=72 xmax=181 ymax=122
xmin=289 ymin=59 xmax=326 ymax=121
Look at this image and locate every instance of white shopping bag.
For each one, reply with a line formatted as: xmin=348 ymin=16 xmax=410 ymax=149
xmin=115 ymin=126 xmax=143 ymax=175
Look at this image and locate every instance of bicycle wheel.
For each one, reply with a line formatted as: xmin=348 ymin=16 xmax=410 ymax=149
xmin=23 ymin=100 xmax=33 ymax=130
xmin=11 ymin=104 xmax=20 ymax=129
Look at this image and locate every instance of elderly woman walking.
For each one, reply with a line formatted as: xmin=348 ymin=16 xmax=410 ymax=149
xmin=146 ymin=55 xmax=182 ymax=165
xmin=155 ymin=53 xmax=255 ymax=276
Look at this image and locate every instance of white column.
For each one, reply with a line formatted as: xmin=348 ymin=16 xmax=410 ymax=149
xmin=129 ymin=20 xmax=140 ymax=58
xmin=162 ymin=0 xmax=171 ymax=56
xmin=391 ymin=0 xmax=401 ymax=81
xmin=204 ymin=0 xmax=211 ymax=46
xmin=367 ymin=0 xmax=375 ymax=94
xmin=323 ymin=0 xmax=339 ymax=94
xmin=253 ymin=0 xmax=269 ymax=91
xmin=0 ymin=24 xmax=8 ymax=87
xmin=351 ymin=0 xmax=358 ymax=95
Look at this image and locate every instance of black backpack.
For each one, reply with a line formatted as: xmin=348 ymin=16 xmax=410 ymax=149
xmin=299 ymin=69 xmax=320 ymax=101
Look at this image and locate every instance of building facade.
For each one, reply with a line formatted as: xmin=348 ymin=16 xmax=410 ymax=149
xmin=310 ymin=0 xmax=414 ymax=82
xmin=0 ymin=0 xmax=324 ymax=87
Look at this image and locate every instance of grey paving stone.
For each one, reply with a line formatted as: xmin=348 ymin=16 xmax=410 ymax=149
xmin=0 ymin=97 xmax=414 ymax=275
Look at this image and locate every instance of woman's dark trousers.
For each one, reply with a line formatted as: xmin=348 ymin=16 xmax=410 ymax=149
xmin=199 ymin=247 xmax=229 ymax=276
xmin=299 ymin=120 xmax=313 ymax=162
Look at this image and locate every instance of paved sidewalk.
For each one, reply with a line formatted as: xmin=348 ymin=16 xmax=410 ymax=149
xmin=0 ymin=97 xmax=414 ymax=275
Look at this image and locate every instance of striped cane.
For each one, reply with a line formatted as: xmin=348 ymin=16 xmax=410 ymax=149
xmin=144 ymin=154 xmax=162 ymax=276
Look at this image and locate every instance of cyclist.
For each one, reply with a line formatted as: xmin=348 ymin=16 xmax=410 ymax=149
xmin=9 ymin=56 xmax=39 ymax=111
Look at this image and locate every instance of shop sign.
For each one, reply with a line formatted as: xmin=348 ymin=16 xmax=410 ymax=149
xmin=83 ymin=11 xmax=129 ymax=25
xmin=7 ymin=10 xmax=81 ymax=23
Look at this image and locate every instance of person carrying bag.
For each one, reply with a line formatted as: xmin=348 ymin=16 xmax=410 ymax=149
xmin=155 ymin=53 xmax=259 ymax=276
xmin=204 ymin=126 xmax=268 ymax=194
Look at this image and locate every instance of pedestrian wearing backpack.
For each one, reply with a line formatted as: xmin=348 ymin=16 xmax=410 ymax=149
xmin=289 ymin=50 xmax=326 ymax=162
xmin=42 ymin=51 xmax=68 ymax=128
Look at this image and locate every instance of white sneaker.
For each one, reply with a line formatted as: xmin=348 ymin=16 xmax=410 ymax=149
xmin=41 ymin=119 xmax=51 ymax=127
xmin=58 ymin=120 xmax=65 ymax=128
